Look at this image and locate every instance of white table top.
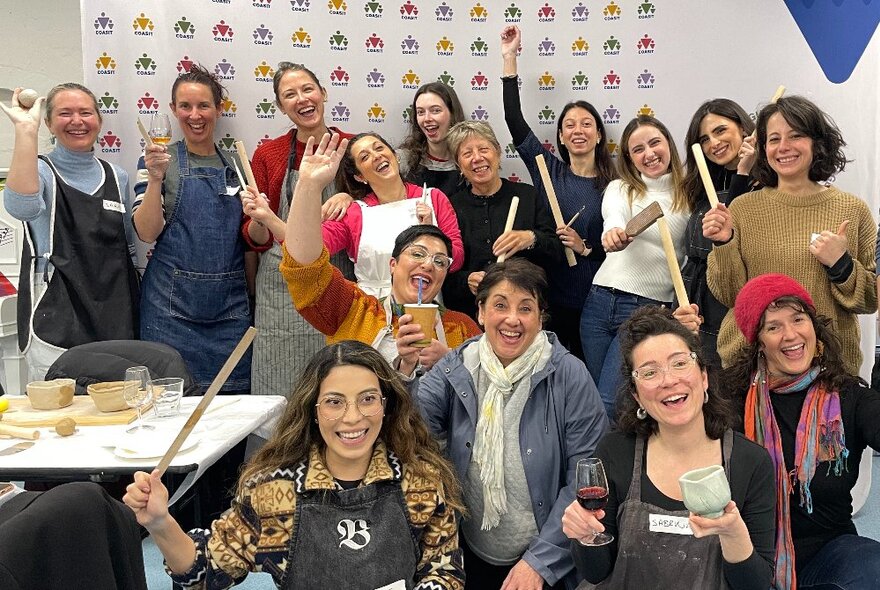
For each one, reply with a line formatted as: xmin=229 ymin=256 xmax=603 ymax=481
xmin=0 ymin=394 xmax=286 ymax=504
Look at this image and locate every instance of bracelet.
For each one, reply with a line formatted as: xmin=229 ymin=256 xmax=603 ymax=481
xmin=526 ymin=230 xmax=536 ymax=250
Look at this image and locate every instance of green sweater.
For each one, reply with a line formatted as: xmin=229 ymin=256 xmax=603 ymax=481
xmin=707 ymin=186 xmax=877 ymax=375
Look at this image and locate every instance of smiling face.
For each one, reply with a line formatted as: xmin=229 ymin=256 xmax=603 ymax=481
xmin=558 ymin=106 xmax=599 ymax=158
xmin=478 ymin=280 xmax=543 ymax=367
xmin=456 ymin=135 xmax=501 ymax=192
xmin=46 ymin=90 xmax=102 ymax=152
xmin=349 ymin=135 xmax=400 ymax=186
xmin=389 ymin=236 xmax=449 ymax=304
xmin=631 ymin=333 xmax=708 ymax=431
xmin=316 ymin=364 xmax=385 ymax=480
xmin=765 ymin=112 xmax=814 ymax=185
xmin=276 ymin=69 xmax=327 ymax=134
xmin=171 ymin=82 xmax=219 ymax=153
xmin=626 ymin=124 xmax=670 ymax=179
xmin=699 ymin=113 xmax=745 ymax=169
xmin=415 ymin=92 xmax=452 ymax=148
xmin=757 ymin=303 xmax=817 ymax=377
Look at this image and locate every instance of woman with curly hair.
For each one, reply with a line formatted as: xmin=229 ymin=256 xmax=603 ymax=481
xmin=720 ymin=273 xmax=880 ymax=589
xmin=124 ymin=340 xmax=465 ymax=589
xmin=705 ymin=96 xmax=876 ymax=374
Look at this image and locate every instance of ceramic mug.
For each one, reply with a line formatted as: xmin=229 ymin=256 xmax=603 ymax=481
xmin=678 ymin=465 xmax=731 ymax=519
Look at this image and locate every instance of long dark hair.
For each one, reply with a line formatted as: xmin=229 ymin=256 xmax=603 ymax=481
xmin=556 ymin=100 xmax=617 ymax=191
xmin=751 ymin=95 xmax=849 ymax=187
xmin=616 ymin=306 xmax=733 ymax=438
xmin=681 ymin=99 xmax=755 ymax=210
xmin=719 ymin=296 xmax=863 ymax=415
xmin=399 ymin=82 xmax=466 ymax=173
xmin=335 ymin=132 xmax=403 ymax=200
xmin=239 ymin=341 xmax=463 ymax=511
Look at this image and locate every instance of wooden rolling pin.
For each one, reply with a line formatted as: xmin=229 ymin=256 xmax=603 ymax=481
xmin=657 ymin=218 xmax=689 ymax=307
xmin=535 ymin=155 xmax=577 ymax=267
xmin=497 ymin=196 xmax=519 ymax=263
xmin=0 ymin=423 xmax=40 ymax=440
xmin=690 ymin=145 xmax=720 ymax=208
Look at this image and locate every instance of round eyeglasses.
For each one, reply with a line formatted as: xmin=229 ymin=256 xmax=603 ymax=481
xmin=631 ymin=351 xmax=698 ymax=384
xmin=316 ymin=392 xmax=386 ymax=421
xmin=403 ymin=245 xmax=453 ymax=271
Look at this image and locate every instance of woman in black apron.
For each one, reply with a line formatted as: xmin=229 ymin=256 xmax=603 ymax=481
xmin=563 ymin=306 xmax=776 ymax=590
xmin=1 ymin=84 xmax=139 ymax=381
xmin=123 ymin=340 xmax=465 ymax=589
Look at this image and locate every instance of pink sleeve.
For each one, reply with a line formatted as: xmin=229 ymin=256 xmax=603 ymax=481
xmin=430 ymin=188 xmax=465 ymax=272
xmin=321 ymin=203 xmax=362 ymax=261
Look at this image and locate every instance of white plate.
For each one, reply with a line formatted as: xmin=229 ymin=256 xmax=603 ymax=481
xmin=113 ymin=428 xmax=202 ymax=460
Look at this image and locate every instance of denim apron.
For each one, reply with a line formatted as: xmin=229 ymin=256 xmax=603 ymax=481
xmin=287 ymin=454 xmax=419 ymax=588
xmin=18 ymin=156 xmax=139 ymax=379
xmin=140 ymin=142 xmax=251 ymax=391
xmin=251 ymin=134 xmax=354 ymax=396
xmin=586 ymin=430 xmax=733 ymax=589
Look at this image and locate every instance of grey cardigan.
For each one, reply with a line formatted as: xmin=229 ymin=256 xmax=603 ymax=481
xmin=413 ymin=332 xmax=609 ymax=587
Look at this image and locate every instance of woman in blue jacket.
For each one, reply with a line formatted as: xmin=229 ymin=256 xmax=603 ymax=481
xmin=408 ymin=257 xmax=608 ymax=589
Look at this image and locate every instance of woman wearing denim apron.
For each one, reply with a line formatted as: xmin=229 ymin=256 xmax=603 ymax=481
xmin=133 ymin=65 xmax=251 ymax=393
xmin=124 ymin=340 xmax=466 ymax=589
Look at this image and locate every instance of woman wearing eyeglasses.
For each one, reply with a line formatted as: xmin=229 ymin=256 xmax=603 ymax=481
xmin=320 ymin=132 xmax=464 ymax=298
xmin=124 ymin=340 xmax=466 ymax=588
xmin=562 ymin=306 xmax=775 ymax=590
xmin=413 ymin=257 xmax=608 ymax=588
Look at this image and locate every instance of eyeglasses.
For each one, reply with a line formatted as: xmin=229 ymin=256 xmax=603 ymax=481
xmin=402 ymin=245 xmax=453 ymax=271
xmin=316 ymin=392 xmax=386 ymax=421
xmin=631 ymin=352 xmax=697 ymax=384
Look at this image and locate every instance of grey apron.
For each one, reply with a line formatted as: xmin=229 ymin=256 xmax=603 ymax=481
xmin=588 ymin=430 xmax=733 ymax=590
xmin=251 ymin=139 xmax=355 ymax=396
xmin=287 ymin=461 xmax=419 ymax=588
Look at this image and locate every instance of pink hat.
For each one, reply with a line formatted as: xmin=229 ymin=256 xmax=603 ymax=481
xmin=733 ymin=273 xmax=816 ymax=343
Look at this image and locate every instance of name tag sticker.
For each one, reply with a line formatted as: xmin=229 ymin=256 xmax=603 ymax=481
xmin=649 ymin=514 xmax=693 ymax=535
xmin=103 ymin=199 xmax=125 ymax=213
xmin=374 ymin=581 xmax=406 ymax=590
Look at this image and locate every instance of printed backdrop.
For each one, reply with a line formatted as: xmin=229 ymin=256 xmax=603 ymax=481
xmin=79 ymin=0 xmax=880 ymax=373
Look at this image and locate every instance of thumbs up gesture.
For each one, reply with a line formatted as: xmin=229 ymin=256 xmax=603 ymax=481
xmin=809 ymin=220 xmax=850 ymax=267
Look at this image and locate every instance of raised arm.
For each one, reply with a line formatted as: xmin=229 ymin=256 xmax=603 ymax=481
xmin=1 ymin=88 xmax=45 ymax=196
xmin=284 ymin=133 xmax=349 ymax=265
xmin=500 ymin=26 xmax=531 ymax=147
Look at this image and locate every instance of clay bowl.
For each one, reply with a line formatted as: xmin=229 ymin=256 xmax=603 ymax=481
xmin=87 ymin=381 xmax=129 ymax=413
xmin=26 ymin=378 xmax=75 ymax=410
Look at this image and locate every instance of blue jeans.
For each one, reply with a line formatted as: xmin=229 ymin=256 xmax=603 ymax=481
xmin=799 ymin=534 xmax=880 ymax=589
xmin=580 ymin=285 xmax=666 ymax=421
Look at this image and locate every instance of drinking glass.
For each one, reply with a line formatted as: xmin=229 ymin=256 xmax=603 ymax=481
xmin=149 ymin=113 xmax=172 ymax=145
xmin=124 ymin=366 xmax=155 ymax=433
xmin=576 ymin=457 xmax=613 ymax=546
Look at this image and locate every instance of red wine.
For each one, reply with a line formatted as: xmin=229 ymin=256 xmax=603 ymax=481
xmin=577 ymin=486 xmax=609 ymax=511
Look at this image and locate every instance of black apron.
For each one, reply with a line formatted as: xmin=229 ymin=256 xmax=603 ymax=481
xmin=288 ymin=468 xmax=419 ymax=588
xmin=589 ymin=430 xmax=733 ymax=589
xmin=18 ymin=156 xmax=139 ymax=354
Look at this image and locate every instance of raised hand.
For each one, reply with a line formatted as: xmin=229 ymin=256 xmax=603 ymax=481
xmin=123 ymin=469 xmax=170 ymax=531
xmin=736 ymin=135 xmax=757 ymax=176
xmin=500 ymin=25 xmax=522 ymax=60
xmin=0 ymin=87 xmax=45 ymax=131
xmin=298 ymin=133 xmax=349 ymax=187
xmin=702 ymin=202 xmax=733 ymax=243
xmin=143 ymin=144 xmax=171 ymax=181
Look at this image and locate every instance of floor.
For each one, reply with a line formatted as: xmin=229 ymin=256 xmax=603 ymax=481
xmin=142 ymin=455 xmax=880 ymax=588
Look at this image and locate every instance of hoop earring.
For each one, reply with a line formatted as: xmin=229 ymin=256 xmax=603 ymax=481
xmin=636 ymin=406 xmax=647 ymax=420
xmin=704 ymin=390 xmax=709 ymax=404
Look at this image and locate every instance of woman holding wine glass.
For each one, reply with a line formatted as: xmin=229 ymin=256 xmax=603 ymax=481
xmin=562 ymin=306 xmax=776 ymax=589
xmin=1 ymin=84 xmax=140 ymax=380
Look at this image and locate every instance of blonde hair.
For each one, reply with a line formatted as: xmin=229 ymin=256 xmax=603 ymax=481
xmin=618 ymin=116 xmax=688 ymax=213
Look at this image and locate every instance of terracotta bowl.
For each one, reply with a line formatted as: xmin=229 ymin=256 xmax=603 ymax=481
xmin=87 ymin=381 xmax=129 ymax=413
xmin=26 ymin=379 xmax=75 ymax=410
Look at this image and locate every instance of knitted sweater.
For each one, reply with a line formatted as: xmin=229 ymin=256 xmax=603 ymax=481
xmin=242 ymin=127 xmax=351 ymax=251
xmin=592 ymin=174 xmax=689 ymax=302
xmin=280 ymin=246 xmax=480 ymax=348
xmin=707 ymin=186 xmax=877 ymax=374
xmin=170 ymin=443 xmax=465 ymax=589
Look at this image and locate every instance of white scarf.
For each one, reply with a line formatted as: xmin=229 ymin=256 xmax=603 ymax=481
xmin=473 ymin=330 xmax=549 ymax=529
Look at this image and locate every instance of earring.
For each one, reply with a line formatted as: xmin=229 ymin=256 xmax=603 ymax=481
xmin=636 ymin=406 xmax=647 ymax=420
xmin=815 ymin=341 xmax=825 ymax=359
xmin=704 ymin=390 xmax=709 ymax=404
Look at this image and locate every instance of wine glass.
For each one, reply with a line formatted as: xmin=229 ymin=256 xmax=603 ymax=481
xmin=576 ymin=457 xmax=613 ymax=546
xmin=124 ymin=366 xmax=155 ymax=433
xmin=149 ymin=113 xmax=172 ymax=145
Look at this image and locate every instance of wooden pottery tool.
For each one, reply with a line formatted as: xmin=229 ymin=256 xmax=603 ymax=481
xmin=155 ymin=327 xmax=257 ymax=476
xmin=136 ymin=118 xmax=154 ymax=147
xmin=690 ymin=144 xmax=720 ymax=208
xmin=624 ymin=201 xmax=664 ymax=237
xmin=657 ymin=217 xmax=689 ymax=307
xmin=497 ymin=196 xmax=520 ymax=263
xmin=749 ymin=85 xmax=786 ymax=140
xmin=0 ymin=423 xmax=40 ymax=440
xmin=564 ymin=205 xmax=586 ymax=230
xmin=0 ymin=441 xmax=34 ymax=456
xmin=233 ymin=141 xmax=258 ymax=190
xmin=535 ymin=155 xmax=577 ymax=267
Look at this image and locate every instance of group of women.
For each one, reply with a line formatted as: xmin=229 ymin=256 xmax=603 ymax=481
xmin=3 ymin=21 xmax=880 ymax=590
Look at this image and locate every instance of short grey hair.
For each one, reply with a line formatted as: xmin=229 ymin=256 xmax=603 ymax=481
xmin=446 ymin=120 xmax=502 ymax=164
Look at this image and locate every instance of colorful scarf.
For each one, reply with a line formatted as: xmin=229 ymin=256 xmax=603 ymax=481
xmin=744 ymin=360 xmax=848 ymax=590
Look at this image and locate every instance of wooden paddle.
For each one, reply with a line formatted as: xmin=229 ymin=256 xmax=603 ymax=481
xmin=535 ymin=155 xmax=577 ymax=267
xmin=234 ymin=141 xmax=258 ymax=190
xmin=690 ymin=144 xmax=720 ymax=208
xmin=155 ymin=327 xmax=257 ymax=476
xmin=749 ymin=85 xmax=786 ymax=141
xmin=136 ymin=118 xmax=154 ymax=147
xmin=497 ymin=196 xmax=519 ymax=263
